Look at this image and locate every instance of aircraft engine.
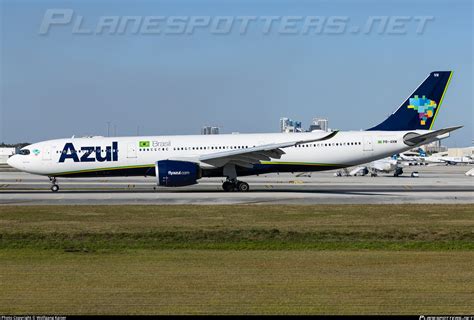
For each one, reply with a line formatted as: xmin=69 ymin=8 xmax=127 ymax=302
xmin=155 ymin=160 xmax=202 ymax=187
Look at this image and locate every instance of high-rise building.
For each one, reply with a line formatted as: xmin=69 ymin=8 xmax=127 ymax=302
xmin=280 ymin=117 xmax=302 ymax=133
xmin=280 ymin=118 xmax=289 ymax=132
xmin=201 ymin=126 xmax=220 ymax=135
xmin=308 ymin=118 xmax=329 ymax=132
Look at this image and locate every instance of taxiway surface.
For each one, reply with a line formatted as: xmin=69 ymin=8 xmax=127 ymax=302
xmin=1 ymin=165 xmax=472 ymax=205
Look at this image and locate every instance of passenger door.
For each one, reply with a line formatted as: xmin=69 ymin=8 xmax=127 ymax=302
xmin=363 ymin=136 xmax=373 ymax=151
xmin=127 ymin=142 xmax=137 ymax=158
xmin=42 ymin=146 xmax=52 ymax=160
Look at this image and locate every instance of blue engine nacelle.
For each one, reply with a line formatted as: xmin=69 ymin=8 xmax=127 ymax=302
xmin=155 ymin=160 xmax=201 ymax=187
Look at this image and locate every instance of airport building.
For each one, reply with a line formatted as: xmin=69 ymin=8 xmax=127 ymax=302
xmin=443 ymin=146 xmax=474 ymax=157
xmin=423 ymin=140 xmax=448 ymax=154
xmin=0 ymin=147 xmax=16 ymax=165
xmin=280 ymin=117 xmax=302 ymax=133
xmin=419 ymin=142 xmax=473 ymax=157
xmin=201 ymin=126 xmax=220 ymax=135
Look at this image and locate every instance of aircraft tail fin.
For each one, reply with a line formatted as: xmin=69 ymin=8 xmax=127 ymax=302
xmin=367 ymin=71 xmax=453 ymax=131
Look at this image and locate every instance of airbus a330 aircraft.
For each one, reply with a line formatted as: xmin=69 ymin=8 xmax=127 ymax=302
xmin=8 ymin=71 xmax=461 ymax=192
xmin=424 ymin=153 xmax=474 ymax=165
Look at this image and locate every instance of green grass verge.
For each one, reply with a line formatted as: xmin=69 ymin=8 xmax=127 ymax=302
xmin=1 ymin=230 xmax=474 ymax=251
xmin=0 ymin=204 xmax=473 ymax=251
xmin=1 ymin=249 xmax=473 ymax=314
xmin=1 ymin=205 xmax=473 ymax=314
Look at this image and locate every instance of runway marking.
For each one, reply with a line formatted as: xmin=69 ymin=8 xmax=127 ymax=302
xmin=289 ymin=180 xmax=304 ymax=184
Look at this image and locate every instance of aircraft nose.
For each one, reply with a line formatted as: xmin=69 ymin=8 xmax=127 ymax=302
xmin=7 ymin=155 xmax=19 ymax=169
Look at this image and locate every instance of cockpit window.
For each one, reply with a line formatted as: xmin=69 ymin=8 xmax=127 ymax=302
xmin=19 ymin=149 xmax=30 ymax=155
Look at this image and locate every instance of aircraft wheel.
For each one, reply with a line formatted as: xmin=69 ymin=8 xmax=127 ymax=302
xmin=237 ymin=181 xmax=250 ymax=192
xmin=394 ymin=168 xmax=403 ymax=176
xmin=222 ymin=181 xmax=234 ymax=192
xmin=51 ymin=185 xmax=59 ymax=192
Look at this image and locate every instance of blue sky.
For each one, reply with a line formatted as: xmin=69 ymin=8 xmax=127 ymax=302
xmin=1 ymin=0 xmax=472 ymax=146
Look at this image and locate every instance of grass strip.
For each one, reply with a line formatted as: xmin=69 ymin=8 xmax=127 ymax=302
xmin=2 ymin=229 xmax=473 ymax=251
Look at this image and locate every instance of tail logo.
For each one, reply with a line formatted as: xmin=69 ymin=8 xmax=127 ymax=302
xmin=407 ymin=95 xmax=437 ymax=125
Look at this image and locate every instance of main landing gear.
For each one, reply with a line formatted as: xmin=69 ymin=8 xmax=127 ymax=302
xmin=221 ymin=164 xmax=250 ymax=192
xmin=49 ymin=177 xmax=59 ymax=192
xmin=222 ymin=179 xmax=250 ymax=192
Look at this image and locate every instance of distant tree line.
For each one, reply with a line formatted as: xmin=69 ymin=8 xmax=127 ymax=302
xmin=0 ymin=142 xmax=30 ymax=149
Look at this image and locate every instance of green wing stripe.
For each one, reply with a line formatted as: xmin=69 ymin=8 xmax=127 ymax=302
xmin=260 ymin=161 xmax=344 ymax=167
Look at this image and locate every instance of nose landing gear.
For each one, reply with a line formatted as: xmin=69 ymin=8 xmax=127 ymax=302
xmin=49 ymin=177 xmax=59 ymax=192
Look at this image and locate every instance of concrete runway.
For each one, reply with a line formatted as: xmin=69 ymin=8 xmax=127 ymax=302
xmin=1 ymin=165 xmax=472 ymax=205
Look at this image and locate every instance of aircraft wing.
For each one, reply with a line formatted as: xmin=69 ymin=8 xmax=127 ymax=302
xmin=197 ymin=131 xmax=338 ymax=168
xmin=436 ymin=158 xmax=456 ymax=164
xmin=403 ymin=126 xmax=463 ymax=146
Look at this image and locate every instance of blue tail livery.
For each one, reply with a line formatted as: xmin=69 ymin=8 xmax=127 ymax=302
xmin=418 ymin=148 xmax=427 ymax=157
xmin=368 ymin=71 xmax=453 ymax=131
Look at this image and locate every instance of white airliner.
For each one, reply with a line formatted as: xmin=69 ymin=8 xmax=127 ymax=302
xmin=368 ymin=156 xmax=404 ymax=177
xmin=337 ymin=156 xmax=403 ymax=177
xmin=8 ymin=71 xmax=462 ymax=192
xmin=397 ymin=147 xmax=473 ymax=166
xmin=398 ymin=148 xmax=428 ymax=165
xmin=424 ymin=154 xmax=473 ymax=165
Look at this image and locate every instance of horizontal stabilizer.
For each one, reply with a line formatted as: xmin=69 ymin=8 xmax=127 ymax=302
xmin=403 ymin=126 xmax=462 ymax=146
